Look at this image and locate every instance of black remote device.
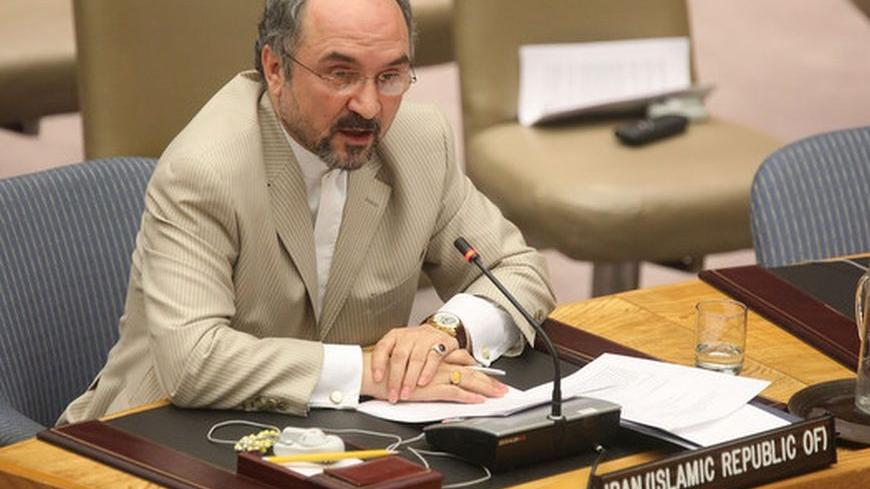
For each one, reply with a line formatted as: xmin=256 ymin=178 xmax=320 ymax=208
xmin=614 ymin=115 xmax=689 ymax=146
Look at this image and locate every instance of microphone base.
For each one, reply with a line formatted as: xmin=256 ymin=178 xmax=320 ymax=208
xmin=423 ymin=397 xmax=621 ymax=472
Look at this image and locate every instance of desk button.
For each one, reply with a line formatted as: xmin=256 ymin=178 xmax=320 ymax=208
xmin=330 ymin=391 xmax=344 ymax=405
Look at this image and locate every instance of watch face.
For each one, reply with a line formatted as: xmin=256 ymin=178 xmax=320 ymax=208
xmin=433 ymin=312 xmax=460 ymax=328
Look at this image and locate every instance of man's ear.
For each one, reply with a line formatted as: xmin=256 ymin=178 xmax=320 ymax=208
xmin=261 ymin=44 xmax=286 ymax=95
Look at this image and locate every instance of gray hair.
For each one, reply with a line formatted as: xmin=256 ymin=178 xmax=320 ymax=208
xmin=254 ymin=0 xmax=416 ymax=79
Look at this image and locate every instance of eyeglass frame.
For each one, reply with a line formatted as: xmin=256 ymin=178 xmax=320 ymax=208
xmin=283 ymin=53 xmax=417 ymax=97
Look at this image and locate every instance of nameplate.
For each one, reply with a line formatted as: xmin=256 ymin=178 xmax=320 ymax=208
xmin=590 ymin=416 xmax=836 ymax=489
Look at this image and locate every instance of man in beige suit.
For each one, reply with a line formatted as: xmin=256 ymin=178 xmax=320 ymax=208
xmin=61 ymin=0 xmax=555 ymax=424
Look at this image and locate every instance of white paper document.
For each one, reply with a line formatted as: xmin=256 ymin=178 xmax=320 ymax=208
xmin=357 ymin=375 xmax=605 ymax=424
xmin=358 ymin=353 xmax=783 ymax=447
xmin=673 ymin=404 xmax=790 ymax=447
xmin=358 ymin=386 xmax=541 ymax=424
xmin=568 ymin=354 xmax=770 ymax=432
xmin=518 ymin=37 xmax=701 ymax=126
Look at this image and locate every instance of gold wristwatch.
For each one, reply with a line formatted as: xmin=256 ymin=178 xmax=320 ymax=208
xmin=424 ymin=311 xmax=468 ymax=350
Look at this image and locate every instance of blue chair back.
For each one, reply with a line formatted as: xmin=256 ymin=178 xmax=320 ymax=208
xmin=0 ymin=157 xmax=155 ymax=431
xmin=750 ymin=127 xmax=870 ymax=267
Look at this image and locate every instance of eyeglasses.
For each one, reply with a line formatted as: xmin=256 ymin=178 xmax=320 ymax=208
xmin=286 ymin=54 xmax=417 ymax=97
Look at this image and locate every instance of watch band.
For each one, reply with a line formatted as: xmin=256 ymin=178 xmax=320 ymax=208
xmin=454 ymin=323 xmax=468 ymax=350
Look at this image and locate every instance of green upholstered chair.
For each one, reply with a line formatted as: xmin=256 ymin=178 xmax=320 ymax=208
xmin=412 ymin=0 xmax=454 ymax=67
xmin=0 ymin=0 xmax=77 ymax=134
xmin=453 ymin=0 xmax=781 ymax=295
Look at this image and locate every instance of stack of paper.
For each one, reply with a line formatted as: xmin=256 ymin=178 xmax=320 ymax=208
xmin=357 ymin=354 xmax=789 ymax=447
xmin=565 ymin=354 xmax=789 ymax=447
xmin=517 ymin=37 xmax=707 ymax=126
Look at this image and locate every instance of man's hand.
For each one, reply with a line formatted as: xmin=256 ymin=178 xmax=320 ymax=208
xmin=361 ymin=350 xmax=507 ymax=403
xmin=371 ymin=325 xmax=469 ymax=403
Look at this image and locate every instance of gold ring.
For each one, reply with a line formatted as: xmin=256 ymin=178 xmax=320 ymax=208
xmin=449 ymin=370 xmax=462 ymax=385
xmin=431 ymin=343 xmax=447 ymax=356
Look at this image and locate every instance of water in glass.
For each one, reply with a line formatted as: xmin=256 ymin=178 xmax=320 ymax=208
xmin=695 ymin=343 xmax=744 ymax=375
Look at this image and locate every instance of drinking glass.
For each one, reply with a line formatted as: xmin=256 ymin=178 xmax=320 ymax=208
xmin=695 ymin=300 xmax=747 ymax=375
xmin=854 ymin=272 xmax=870 ymax=415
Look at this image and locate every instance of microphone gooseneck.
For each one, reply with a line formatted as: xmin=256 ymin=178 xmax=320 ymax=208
xmin=453 ymin=237 xmax=564 ymax=420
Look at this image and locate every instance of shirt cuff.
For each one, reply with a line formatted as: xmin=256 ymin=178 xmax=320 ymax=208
xmin=309 ymin=344 xmax=362 ymax=409
xmin=440 ymin=293 xmax=521 ymax=366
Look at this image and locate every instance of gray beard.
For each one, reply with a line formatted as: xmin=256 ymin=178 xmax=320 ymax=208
xmin=313 ymin=133 xmax=377 ymax=171
xmin=276 ymin=92 xmax=379 ymax=171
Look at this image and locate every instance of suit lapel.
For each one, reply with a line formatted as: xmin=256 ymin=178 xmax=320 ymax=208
xmin=318 ymin=156 xmax=391 ymax=339
xmin=258 ymin=93 xmax=320 ymax=319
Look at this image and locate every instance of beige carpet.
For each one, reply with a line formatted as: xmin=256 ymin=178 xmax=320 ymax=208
xmin=2 ymin=0 xmax=868 ymax=319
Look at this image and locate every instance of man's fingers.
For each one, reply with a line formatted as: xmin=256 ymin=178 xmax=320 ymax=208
xmin=374 ymin=325 xmax=464 ymax=402
xmin=416 ymin=344 xmax=446 ymax=387
xmin=418 ymin=348 xmax=474 ymax=387
xmin=370 ymin=334 xmax=396 ymax=383
xmin=418 ymin=384 xmax=487 ymax=404
xmin=401 ymin=336 xmax=456 ymax=398
xmin=387 ymin=343 xmax=412 ymax=403
xmin=416 ymin=368 xmax=508 ymax=403
xmin=445 ymin=386 xmax=488 ymax=404
xmin=400 ymin=343 xmax=432 ymax=399
xmin=453 ymin=369 xmax=508 ymax=398
xmin=443 ymin=348 xmax=476 ymax=366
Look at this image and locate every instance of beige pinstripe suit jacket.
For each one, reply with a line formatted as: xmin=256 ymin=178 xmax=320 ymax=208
xmin=60 ymin=71 xmax=555 ymax=424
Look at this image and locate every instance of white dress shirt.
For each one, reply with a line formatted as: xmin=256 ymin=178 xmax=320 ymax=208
xmin=283 ymin=132 xmax=520 ymax=409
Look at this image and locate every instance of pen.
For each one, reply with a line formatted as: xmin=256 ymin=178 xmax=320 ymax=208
xmin=468 ymin=365 xmax=506 ymax=376
xmin=265 ymin=449 xmax=395 ymax=464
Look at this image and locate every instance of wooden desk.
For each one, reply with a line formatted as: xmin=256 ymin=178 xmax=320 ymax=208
xmin=1 ymin=280 xmax=866 ymax=489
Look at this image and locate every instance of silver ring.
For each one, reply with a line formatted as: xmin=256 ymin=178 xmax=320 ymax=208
xmin=431 ymin=343 xmax=447 ymax=356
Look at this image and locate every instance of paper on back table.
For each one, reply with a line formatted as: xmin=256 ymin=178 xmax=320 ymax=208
xmin=518 ymin=37 xmax=692 ymax=125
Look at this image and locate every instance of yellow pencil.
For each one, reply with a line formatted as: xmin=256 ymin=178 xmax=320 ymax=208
xmin=265 ymin=449 xmax=396 ymax=464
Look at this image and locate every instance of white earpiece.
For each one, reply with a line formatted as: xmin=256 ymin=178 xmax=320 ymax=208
xmin=272 ymin=427 xmax=345 ymax=456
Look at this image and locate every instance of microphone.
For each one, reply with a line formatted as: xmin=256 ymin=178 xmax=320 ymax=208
xmin=453 ymin=237 xmax=564 ymax=420
xmin=423 ymin=237 xmax=621 ymax=472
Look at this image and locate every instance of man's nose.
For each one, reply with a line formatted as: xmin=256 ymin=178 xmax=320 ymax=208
xmin=347 ymin=79 xmax=381 ymax=120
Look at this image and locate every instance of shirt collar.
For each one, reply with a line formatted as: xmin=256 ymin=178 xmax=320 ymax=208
xmin=280 ymin=124 xmax=332 ymax=186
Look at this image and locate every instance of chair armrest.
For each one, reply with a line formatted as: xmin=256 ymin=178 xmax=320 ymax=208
xmin=0 ymin=397 xmax=45 ymax=446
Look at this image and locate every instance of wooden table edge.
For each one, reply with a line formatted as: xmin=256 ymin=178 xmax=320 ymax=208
xmin=0 ymin=400 xmax=172 ymax=489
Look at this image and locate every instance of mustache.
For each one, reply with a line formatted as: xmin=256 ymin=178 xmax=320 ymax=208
xmin=333 ymin=113 xmax=380 ymax=134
